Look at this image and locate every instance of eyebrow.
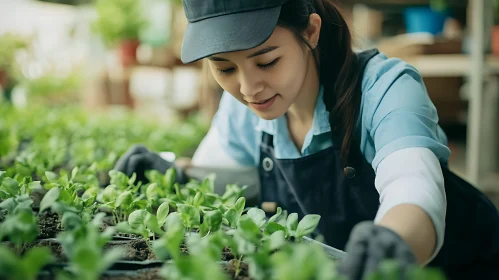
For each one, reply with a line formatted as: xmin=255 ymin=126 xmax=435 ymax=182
xmin=208 ymin=46 xmax=279 ymax=61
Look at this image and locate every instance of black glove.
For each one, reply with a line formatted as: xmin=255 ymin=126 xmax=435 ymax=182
xmin=113 ymin=144 xmax=186 ymax=184
xmin=337 ymin=221 xmax=418 ymax=280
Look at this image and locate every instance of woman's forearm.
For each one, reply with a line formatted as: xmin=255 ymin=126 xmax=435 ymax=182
xmin=377 ymin=203 xmax=437 ymax=264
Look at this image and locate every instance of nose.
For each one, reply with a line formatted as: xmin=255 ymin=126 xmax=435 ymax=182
xmin=239 ymin=72 xmax=264 ymax=97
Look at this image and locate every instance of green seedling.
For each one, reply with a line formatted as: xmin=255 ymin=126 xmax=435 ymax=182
xmin=145 ymin=168 xmax=177 ymax=203
xmin=0 ymin=207 xmax=39 ymax=254
xmin=199 ymin=209 xmax=223 ymax=236
xmin=57 ymin=213 xmax=124 ymax=280
xmin=116 ymin=200 xmax=171 ymax=246
xmin=270 ymin=242 xmax=339 ymax=280
xmin=222 ymin=197 xmax=246 ymax=229
xmin=221 ymin=184 xmax=249 ymax=206
xmin=0 ymin=245 xmax=55 ymax=280
xmin=153 ymin=212 xmax=185 ymax=261
xmin=177 ymin=203 xmax=201 ymax=233
xmin=0 ymin=173 xmax=42 ymax=199
xmin=160 ymin=230 xmax=229 ymax=280
xmin=99 ymin=184 xmax=147 ymax=224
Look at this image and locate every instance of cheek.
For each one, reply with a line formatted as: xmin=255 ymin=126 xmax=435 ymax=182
xmin=269 ymin=57 xmax=308 ymax=97
xmin=210 ymin=71 xmax=244 ymax=101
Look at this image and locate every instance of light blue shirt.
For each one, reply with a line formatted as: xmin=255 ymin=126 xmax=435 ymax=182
xmin=210 ymin=52 xmax=451 ymax=172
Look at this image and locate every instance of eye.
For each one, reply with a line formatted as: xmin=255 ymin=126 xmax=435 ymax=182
xmin=258 ymin=58 xmax=280 ymax=69
xmin=217 ymin=67 xmax=236 ymax=75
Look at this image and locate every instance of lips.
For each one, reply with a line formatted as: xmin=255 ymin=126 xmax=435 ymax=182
xmin=248 ymin=95 xmax=275 ymax=104
xmin=248 ymin=95 xmax=277 ymax=111
xmin=252 ymin=97 xmax=273 ymax=104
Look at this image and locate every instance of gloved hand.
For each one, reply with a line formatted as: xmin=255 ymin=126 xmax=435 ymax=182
xmin=337 ymin=221 xmax=418 ymax=280
xmin=113 ymin=144 xmax=187 ymax=184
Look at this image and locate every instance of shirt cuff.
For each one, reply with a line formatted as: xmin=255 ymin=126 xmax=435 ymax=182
xmin=373 ymin=147 xmax=447 ymax=265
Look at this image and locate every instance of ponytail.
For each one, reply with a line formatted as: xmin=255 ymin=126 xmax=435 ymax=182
xmin=314 ymin=0 xmax=362 ymax=166
xmin=278 ymin=0 xmax=362 ymax=166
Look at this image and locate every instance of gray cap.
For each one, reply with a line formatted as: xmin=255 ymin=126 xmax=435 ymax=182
xmin=181 ymin=0 xmax=290 ymax=64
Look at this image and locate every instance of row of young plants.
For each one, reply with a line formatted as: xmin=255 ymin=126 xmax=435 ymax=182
xmin=0 ymin=167 xmax=446 ymax=280
xmin=0 ymin=104 xmax=447 ymax=280
xmin=0 ymin=103 xmax=207 ymax=184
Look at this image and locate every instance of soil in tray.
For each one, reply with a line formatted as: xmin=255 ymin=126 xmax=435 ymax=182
xmin=100 ymin=260 xmax=249 ymax=280
xmin=225 ymin=259 xmax=251 ymax=280
xmin=9 ymin=238 xmax=157 ymax=262
xmin=104 ymin=239 xmax=157 ymax=261
xmin=38 ymin=211 xmax=62 ymax=239
xmin=20 ymin=239 xmax=66 ymax=261
xmin=100 ymin=268 xmax=163 ymax=280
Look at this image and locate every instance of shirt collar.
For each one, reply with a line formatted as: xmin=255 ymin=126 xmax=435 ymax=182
xmin=255 ymin=85 xmax=331 ymax=136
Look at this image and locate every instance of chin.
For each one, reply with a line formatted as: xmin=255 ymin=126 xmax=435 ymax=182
xmin=251 ymin=109 xmax=285 ymax=120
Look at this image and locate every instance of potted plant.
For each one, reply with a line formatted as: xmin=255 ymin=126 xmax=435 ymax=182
xmin=492 ymin=0 xmax=499 ymax=55
xmin=92 ymin=0 xmax=148 ymax=67
xmin=404 ymin=0 xmax=449 ymax=35
xmin=0 ymin=33 xmax=29 ymax=102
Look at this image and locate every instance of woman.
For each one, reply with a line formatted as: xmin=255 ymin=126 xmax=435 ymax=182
xmin=114 ymin=0 xmax=499 ymax=279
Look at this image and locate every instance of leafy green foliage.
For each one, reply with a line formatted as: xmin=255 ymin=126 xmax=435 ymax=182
xmin=57 ymin=213 xmax=124 ymax=280
xmin=0 ymin=104 xmax=448 ymax=280
xmin=0 ymin=208 xmax=39 ymax=251
xmin=0 ymin=245 xmax=54 ymax=280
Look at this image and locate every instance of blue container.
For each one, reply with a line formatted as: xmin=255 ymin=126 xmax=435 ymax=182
xmin=404 ymin=7 xmax=449 ymax=35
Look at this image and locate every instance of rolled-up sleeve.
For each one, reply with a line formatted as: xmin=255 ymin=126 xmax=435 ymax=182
xmin=374 ymin=147 xmax=446 ymax=264
xmin=362 ymin=56 xmax=450 ymax=262
xmin=365 ymin=69 xmax=451 ymax=170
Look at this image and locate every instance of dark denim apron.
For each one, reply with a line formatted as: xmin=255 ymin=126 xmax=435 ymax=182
xmin=258 ymin=49 xmax=499 ymax=279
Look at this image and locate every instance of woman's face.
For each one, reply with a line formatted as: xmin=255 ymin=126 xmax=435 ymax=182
xmin=206 ymin=26 xmax=315 ymax=120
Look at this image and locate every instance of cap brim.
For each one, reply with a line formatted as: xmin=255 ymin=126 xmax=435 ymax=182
xmin=181 ymin=6 xmax=281 ymax=64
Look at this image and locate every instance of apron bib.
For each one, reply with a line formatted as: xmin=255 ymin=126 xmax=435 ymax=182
xmin=258 ymin=49 xmax=499 ymax=279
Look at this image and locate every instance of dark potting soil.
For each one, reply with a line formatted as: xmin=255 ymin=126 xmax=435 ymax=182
xmin=100 ymin=268 xmax=163 ymax=280
xmin=13 ymin=239 xmax=157 ymax=262
xmin=104 ymin=239 xmax=156 ymax=261
xmin=225 ymin=259 xmax=251 ymax=280
xmin=21 ymin=239 xmax=66 ymax=262
xmin=38 ymin=211 xmax=62 ymax=239
xmin=222 ymin=247 xmax=236 ymax=261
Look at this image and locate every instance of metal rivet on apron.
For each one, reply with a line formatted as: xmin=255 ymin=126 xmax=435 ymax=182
xmin=344 ymin=166 xmax=356 ymax=178
xmin=263 ymin=157 xmax=273 ymax=172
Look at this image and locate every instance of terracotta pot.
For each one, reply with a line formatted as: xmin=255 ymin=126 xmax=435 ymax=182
xmin=120 ymin=39 xmax=141 ymax=67
xmin=492 ymin=26 xmax=499 ymax=56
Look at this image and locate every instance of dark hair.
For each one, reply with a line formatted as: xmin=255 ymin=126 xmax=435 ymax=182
xmin=277 ymin=0 xmax=361 ymax=166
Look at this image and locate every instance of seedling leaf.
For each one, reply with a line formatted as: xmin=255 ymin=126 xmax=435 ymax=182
xmin=296 ymin=214 xmax=321 ymax=238
xmin=203 ymin=209 xmax=223 ymax=233
xmin=22 ymin=247 xmax=55 ymax=280
xmin=264 ymin=222 xmax=286 ymax=236
xmin=145 ymin=213 xmax=164 ymax=235
xmin=128 ymin=210 xmax=147 ymax=229
xmin=248 ymin=208 xmax=266 ymax=228
xmin=286 ymin=213 xmax=298 ymax=236
xmin=234 ymin=197 xmax=246 ymax=214
xmin=40 ymin=187 xmax=60 ymax=213
xmin=268 ymin=207 xmax=282 ymax=223
xmin=157 ymin=201 xmax=170 ymax=226
xmin=268 ymin=230 xmax=286 ymax=251
xmin=224 ymin=208 xmax=239 ymax=228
